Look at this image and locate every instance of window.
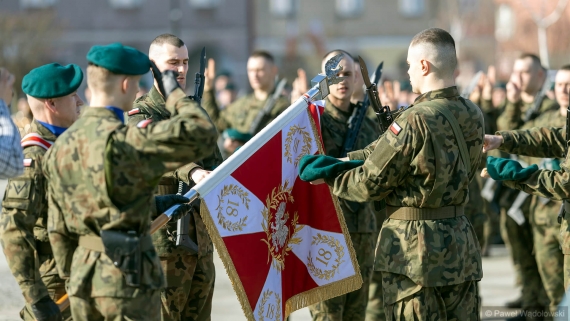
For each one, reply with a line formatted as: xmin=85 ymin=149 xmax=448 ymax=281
xmin=336 ymin=0 xmax=363 ymax=18
xmin=270 ymin=0 xmax=297 ymax=18
xmin=495 ymin=4 xmax=515 ymax=41
xmin=188 ymin=0 xmax=222 ymax=9
xmin=398 ymin=0 xmax=425 ymax=18
xmin=20 ymin=0 xmax=57 ymax=9
xmin=108 ymin=0 xmax=144 ymax=9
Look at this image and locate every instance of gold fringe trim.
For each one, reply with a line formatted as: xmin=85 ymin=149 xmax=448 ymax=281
xmin=197 ymin=106 xmax=364 ymax=321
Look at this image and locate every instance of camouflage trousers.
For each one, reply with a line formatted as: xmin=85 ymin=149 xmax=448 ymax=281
xmin=21 ymin=254 xmax=72 ymax=321
xmin=500 ymin=207 xmax=548 ymax=309
xmin=309 ymin=232 xmax=376 ymax=321
xmin=382 ymin=272 xmax=480 ymax=321
xmin=69 ymin=289 xmax=160 ymax=321
xmin=532 ymin=222 xmax=564 ymax=313
xmin=365 ymin=270 xmax=384 ymax=321
xmin=160 ymin=249 xmax=215 ymax=321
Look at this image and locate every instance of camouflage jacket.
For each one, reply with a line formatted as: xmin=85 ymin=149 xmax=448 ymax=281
xmin=129 ymin=85 xmax=222 ymax=257
xmin=321 ymin=98 xmax=379 ymax=233
xmin=0 ymin=120 xmax=57 ymax=304
xmin=326 ymin=86 xmax=484 ymax=287
xmin=43 ymin=89 xmax=218 ymax=298
xmin=496 ymin=96 xmax=558 ymax=131
xmin=202 ymin=88 xmax=289 ymax=134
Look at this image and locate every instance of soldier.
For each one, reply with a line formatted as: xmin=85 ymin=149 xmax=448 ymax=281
xmin=128 ymin=33 xmax=221 ymax=321
xmin=305 ymin=50 xmax=380 ymax=321
xmin=202 ymin=50 xmax=289 ymax=156
xmin=305 ymin=28 xmax=484 ymax=319
xmin=483 ymin=65 xmax=570 ymax=315
xmin=0 ymin=63 xmax=84 ymax=321
xmin=43 ymin=43 xmax=218 ymax=320
xmin=0 ymin=67 xmax=24 ymax=179
xmin=493 ymin=54 xmax=554 ymax=314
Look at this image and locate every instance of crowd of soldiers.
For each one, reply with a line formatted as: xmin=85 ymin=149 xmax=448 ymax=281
xmin=0 ymin=26 xmax=568 ymax=321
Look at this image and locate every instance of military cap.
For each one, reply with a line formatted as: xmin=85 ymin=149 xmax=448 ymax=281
xmin=87 ymin=43 xmax=150 ymax=75
xmin=223 ymin=128 xmax=252 ymax=143
xmin=22 ymin=63 xmax=83 ymax=99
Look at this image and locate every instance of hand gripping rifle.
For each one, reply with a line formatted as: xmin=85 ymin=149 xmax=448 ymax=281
xmin=358 ymin=56 xmax=393 ymax=134
xmin=340 ymin=61 xmax=383 ymax=158
xmin=176 ymin=47 xmax=207 ymax=254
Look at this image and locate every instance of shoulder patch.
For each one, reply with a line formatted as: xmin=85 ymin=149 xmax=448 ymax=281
xmin=23 ymin=158 xmax=33 ymax=167
xmin=389 ymin=122 xmax=402 ymax=135
xmin=137 ymin=119 xmax=153 ymax=128
xmin=128 ymin=108 xmax=140 ymax=116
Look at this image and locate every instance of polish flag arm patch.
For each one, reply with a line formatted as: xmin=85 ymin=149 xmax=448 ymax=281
xmin=128 ymin=108 xmax=140 ymax=116
xmin=389 ymin=122 xmax=402 ymax=135
xmin=23 ymin=159 xmax=33 ymax=167
xmin=137 ymin=119 xmax=153 ymax=128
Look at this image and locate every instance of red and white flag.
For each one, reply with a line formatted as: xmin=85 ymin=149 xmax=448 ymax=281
xmin=184 ymin=97 xmax=362 ymax=320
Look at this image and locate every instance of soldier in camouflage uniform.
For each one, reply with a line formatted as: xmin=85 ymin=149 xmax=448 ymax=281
xmin=493 ymin=54 xmax=555 ymax=314
xmin=318 ymin=28 xmax=484 ymax=320
xmin=483 ymin=66 xmax=570 ymax=314
xmin=0 ymin=63 xmax=84 ymax=321
xmin=302 ymin=51 xmax=380 ymax=321
xmin=128 ymin=34 xmax=222 ymax=321
xmin=202 ymin=51 xmax=289 ymax=156
xmin=42 ymin=43 xmax=218 ymax=320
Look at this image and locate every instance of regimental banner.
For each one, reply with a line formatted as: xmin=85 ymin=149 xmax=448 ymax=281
xmin=195 ymin=98 xmax=362 ymax=320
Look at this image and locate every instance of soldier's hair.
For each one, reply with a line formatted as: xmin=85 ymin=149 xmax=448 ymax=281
xmin=560 ymin=64 xmax=570 ymax=71
xmin=322 ymin=50 xmax=355 ymax=64
xmin=518 ymin=53 xmax=545 ymax=71
xmin=150 ymin=34 xmax=185 ymax=48
xmin=409 ymin=28 xmax=457 ymax=78
xmin=87 ymin=64 xmax=123 ymax=92
xmin=249 ymin=50 xmax=275 ymax=64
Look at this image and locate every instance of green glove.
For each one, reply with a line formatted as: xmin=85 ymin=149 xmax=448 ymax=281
xmin=298 ymin=155 xmax=364 ymax=182
xmin=486 ymin=156 xmax=539 ymax=181
xmin=223 ymin=128 xmax=253 ymax=143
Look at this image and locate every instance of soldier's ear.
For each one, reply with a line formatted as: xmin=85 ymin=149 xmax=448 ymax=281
xmin=44 ymin=98 xmax=56 ymax=113
xmin=420 ymin=59 xmax=430 ymax=76
xmin=121 ymin=77 xmax=130 ymax=94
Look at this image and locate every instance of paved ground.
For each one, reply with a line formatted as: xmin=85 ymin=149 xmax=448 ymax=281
xmin=0 ymin=179 xmax=528 ymax=320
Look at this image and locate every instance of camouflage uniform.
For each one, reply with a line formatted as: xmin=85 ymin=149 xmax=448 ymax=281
xmin=0 ymin=120 xmax=71 ymax=321
xmin=129 ymin=86 xmax=222 ymax=321
xmin=201 ymin=88 xmax=289 ymax=134
xmin=308 ymin=98 xmax=380 ymax=321
xmin=365 ymin=209 xmax=386 ymax=321
xmin=495 ymin=98 xmax=558 ymax=310
xmin=43 ymin=89 xmax=218 ymax=321
xmin=325 ymin=87 xmax=484 ymax=320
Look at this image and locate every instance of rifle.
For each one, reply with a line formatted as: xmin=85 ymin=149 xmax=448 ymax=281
xmin=340 ymin=62 xmax=383 ymax=158
xmin=358 ymin=56 xmax=393 ymax=134
xmin=558 ymin=96 xmax=570 ymax=224
xmin=248 ymin=78 xmax=287 ymax=135
xmin=175 ymin=47 xmax=207 ymax=254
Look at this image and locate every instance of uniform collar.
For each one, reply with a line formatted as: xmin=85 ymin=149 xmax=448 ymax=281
xmin=410 ymin=86 xmax=460 ymax=106
xmin=36 ymin=120 xmax=67 ymax=137
xmin=325 ymin=97 xmax=354 ymax=122
xmin=144 ymin=86 xmax=171 ymax=118
xmin=31 ymin=119 xmax=59 ymax=141
xmin=105 ymin=106 xmax=125 ymax=123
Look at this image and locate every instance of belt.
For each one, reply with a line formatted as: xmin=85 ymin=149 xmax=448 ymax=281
xmin=79 ymin=234 xmax=154 ymax=252
xmin=36 ymin=241 xmax=53 ymax=255
xmin=387 ymin=205 xmax=464 ymax=220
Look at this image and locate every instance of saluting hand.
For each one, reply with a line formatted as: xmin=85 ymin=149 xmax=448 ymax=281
xmin=506 ymin=81 xmax=521 ymax=103
xmin=203 ymin=58 xmax=216 ymax=92
xmin=482 ymin=134 xmax=503 ymax=153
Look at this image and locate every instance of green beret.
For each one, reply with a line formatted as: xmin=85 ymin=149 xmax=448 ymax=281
xmin=298 ymin=154 xmax=364 ymax=182
xmin=22 ymin=63 xmax=83 ymax=99
xmin=223 ymin=128 xmax=252 ymax=143
xmin=87 ymin=43 xmax=150 ymax=75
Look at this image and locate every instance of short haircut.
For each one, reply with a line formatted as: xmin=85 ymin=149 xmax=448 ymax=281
xmin=87 ymin=63 xmax=121 ymax=92
xmin=410 ymin=28 xmax=457 ymax=78
xmin=322 ymin=49 xmax=355 ymax=64
xmin=519 ymin=53 xmax=544 ymax=71
xmin=150 ymin=34 xmax=185 ymax=49
xmin=249 ymin=50 xmax=275 ymax=64
xmin=560 ymin=64 xmax=570 ymax=71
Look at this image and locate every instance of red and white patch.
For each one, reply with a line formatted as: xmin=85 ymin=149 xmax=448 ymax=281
xmin=21 ymin=133 xmax=53 ymax=151
xmin=23 ymin=159 xmax=33 ymax=167
xmin=137 ymin=119 xmax=152 ymax=128
xmin=389 ymin=122 xmax=402 ymax=135
xmin=128 ymin=108 xmax=140 ymax=116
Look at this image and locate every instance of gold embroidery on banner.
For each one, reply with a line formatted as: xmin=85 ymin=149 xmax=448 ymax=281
xmin=284 ymin=125 xmax=312 ymax=167
xmin=257 ymin=289 xmax=282 ymax=321
xmin=306 ymin=233 xmax=345 ymax=280
xmin=216 ymin=184 xmax=250 ymax=232
xmin=261 ymin=180 xmax=303 ymax=271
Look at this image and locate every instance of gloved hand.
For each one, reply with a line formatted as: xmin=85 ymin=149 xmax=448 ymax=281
xmin=31 ymin=296 xmax=62 ymax=321
xmin=150 ymin=61 xmax=180 ymax=99
xmin=486 ymin=156 xmax=539 ymax=181
xmin=155 ymin=195 xmax=195 ymax=221
xmin=298 ymin=154 xmax=364 ymax=182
